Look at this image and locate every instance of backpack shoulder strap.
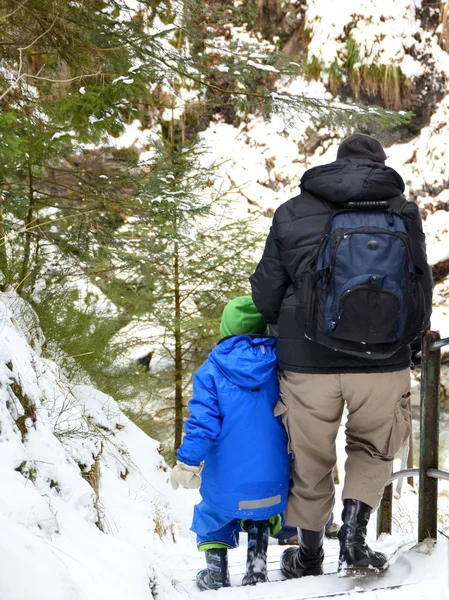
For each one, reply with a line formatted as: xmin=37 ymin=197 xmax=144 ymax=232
xmin=386 ymin=196 xmax=408 ymax=214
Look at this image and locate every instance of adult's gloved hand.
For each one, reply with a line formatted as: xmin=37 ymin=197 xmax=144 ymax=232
xmin=170 ymin=461 xmax=202 ymax=490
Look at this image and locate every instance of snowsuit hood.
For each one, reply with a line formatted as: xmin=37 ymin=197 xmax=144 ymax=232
xmin=210 ymin=335 xmax=277 ymax=388
xmin=219 ymin=296 xmax=268 ymax=339
xmin=300 ymin=159 xmax=405 ymax=205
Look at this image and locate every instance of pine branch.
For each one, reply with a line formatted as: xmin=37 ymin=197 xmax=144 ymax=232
xmin=0 ymin=16 xmax=58 ymax=102
xmin=22 ymin=71 xmax=102 ymax=84
xmin=0 ymin=0 xmax=30 ymax=21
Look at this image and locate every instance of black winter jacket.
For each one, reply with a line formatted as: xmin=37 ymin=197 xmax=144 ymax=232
xmin=250 ymin=158 xmax=433 ymax=374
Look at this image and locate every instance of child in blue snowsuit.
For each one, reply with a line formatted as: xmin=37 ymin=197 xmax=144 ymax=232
xmin=170 ymin=296 xmax=291 ymax=590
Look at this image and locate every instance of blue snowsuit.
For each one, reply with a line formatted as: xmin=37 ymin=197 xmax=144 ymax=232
xmin=177 ymin=335 xmax=290 ymax=548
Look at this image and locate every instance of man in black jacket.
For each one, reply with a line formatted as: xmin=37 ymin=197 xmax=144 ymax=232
xmin=250 ymin=134 xmax=432 ymax=578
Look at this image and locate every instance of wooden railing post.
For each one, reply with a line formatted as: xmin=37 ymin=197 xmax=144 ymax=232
xmin=418 ymin=331 xmax=441 ymax=542
xmin=377 ymin=483 xmax=393 ymax=537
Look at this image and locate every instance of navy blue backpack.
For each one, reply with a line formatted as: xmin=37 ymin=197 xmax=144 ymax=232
xmin=302 ymin=199 xmax=426 ymax=359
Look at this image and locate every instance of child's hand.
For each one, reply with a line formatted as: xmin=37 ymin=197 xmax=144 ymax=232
xmin=170 ymin=461 xmax=202 ymax=490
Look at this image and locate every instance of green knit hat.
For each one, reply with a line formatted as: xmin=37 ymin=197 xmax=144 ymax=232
xmin=219 ymin=296 xmax=268 ymax=339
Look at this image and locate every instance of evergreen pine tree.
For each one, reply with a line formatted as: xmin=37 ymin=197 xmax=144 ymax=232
xmin=97 ymin=132 xmax=264 ymax=449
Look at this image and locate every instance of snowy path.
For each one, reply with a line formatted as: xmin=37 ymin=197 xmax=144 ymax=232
xmin=168 ymin=437 xmax=449 ymax=600
xmin=174 ymin=535 xmax=449 ymax=600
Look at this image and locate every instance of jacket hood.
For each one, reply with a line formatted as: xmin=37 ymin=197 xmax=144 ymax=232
xmin=209 ymin=335 xmax=277 ymax=388
xmin=300 ymin=158 xmax=405 ymax=205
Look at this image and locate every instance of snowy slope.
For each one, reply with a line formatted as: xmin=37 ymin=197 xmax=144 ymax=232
xmin=0 ymin=288 xmax=199 ymax=600
xmin=303 ymin=0 xmax=449 ymax=80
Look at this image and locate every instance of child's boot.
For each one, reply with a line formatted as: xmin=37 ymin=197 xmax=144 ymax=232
xmin=242 ymin=520 xmax=270 ymax=586
xmin=196 ymin=548 xmax=230 ymax=591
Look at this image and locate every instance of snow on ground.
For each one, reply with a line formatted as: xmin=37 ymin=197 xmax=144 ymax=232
xmin=199 ymin=81 xmax=449 ymax=226
xmin=199 ymin=85 xmax=337 ymax=221
xmin=179 ymin=537 xmax=448 ymax=600
xmin=391 ymin=90 xmax=449 ymax=200
xmin=306 ymin=0 xmax=424 ymax=73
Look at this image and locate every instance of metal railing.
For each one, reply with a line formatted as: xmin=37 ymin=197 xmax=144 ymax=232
xmin=377 ymin=331 xmax=449 ymax=541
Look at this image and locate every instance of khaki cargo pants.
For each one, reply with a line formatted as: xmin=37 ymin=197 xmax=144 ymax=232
xmin=276 ymin=369 xmax=411 ymax=531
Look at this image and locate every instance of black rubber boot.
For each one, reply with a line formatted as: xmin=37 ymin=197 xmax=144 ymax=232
xmin=280 ymin=528 xmax=325 ymax=579
xmin=196 ymin=548 xmax=231 ymax=591
xmin=242 ymin=520 xmax=270 ymax=586
xmin=338 ymin=499 xmax=388 ymax=577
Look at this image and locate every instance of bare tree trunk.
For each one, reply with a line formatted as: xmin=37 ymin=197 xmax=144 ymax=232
xmin=255 ymin=0 xmax=287 ymax=39
xmin=0 ymin=203 xmax=9 ymax=290
xmin=184 ymin=0 xmax=206 ymax=55
xmin=17 ymin=162 xmax=35 ymax=294
xmin=28 ymin=231 xmax=41 ymax=293
xmin=173 ymin=215 xmax=184 ymax=450
xmin=441 ymin=2 xmax=449 ymax=51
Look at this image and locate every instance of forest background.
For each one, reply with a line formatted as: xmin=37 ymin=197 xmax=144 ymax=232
xmin=2 ymin=0 xmax=448 ymax=462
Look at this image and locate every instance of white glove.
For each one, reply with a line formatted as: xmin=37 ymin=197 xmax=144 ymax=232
xmin=170 ymin=461 xmax=202 ymax=490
